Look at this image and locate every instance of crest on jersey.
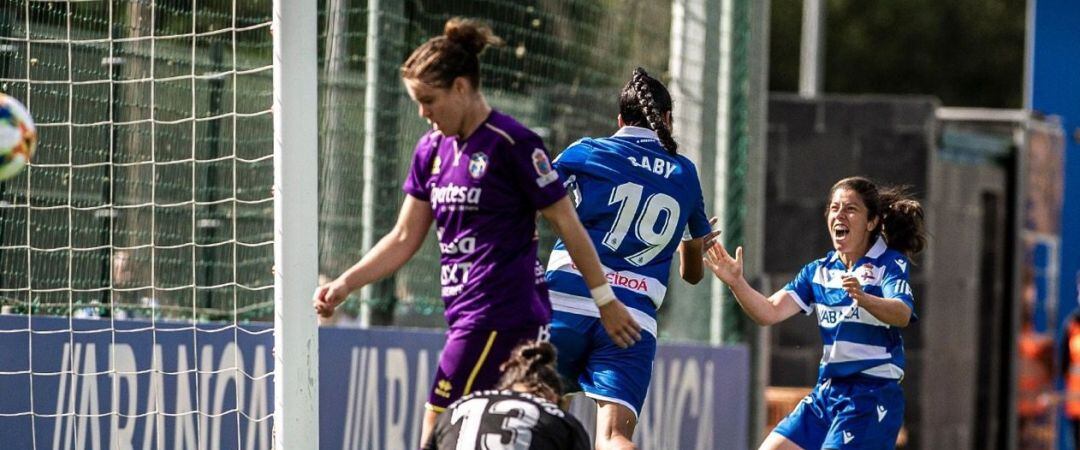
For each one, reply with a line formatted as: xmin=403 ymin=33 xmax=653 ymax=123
xmin=532 ymin=148 xmax=559 ymax=187
xmin=468 ymin=152 xmax=488 ymax=179
xmin=859 ymin=263 xmax=876 ymax=282
xmin=431 ymin=154 xmax=442 ymax=175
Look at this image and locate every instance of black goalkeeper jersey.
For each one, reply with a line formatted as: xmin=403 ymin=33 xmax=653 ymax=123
xmin=422 ymin=389 xmax=592 ymax=450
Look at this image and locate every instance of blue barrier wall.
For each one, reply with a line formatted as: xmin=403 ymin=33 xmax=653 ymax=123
xmin=0 ymin=317 xmax=750 ymax=449
xmin=1030 ymin=2 xmax=1080 ymax=448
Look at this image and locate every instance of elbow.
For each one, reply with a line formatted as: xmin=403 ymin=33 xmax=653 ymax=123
xmin=752 ymin=318 xmax=774 ymax=327
xmin=391 ymin=224 xmax=425 ymax=251
xmin=682 ymin=271 xmax=704 ymax=285
xmin=752 ymin=314 xmax=778 ymax=327
xmin=893 ymin=316 xmax=911 ymax=328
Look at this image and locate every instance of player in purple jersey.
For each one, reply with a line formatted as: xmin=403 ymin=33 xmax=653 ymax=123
xmin=705 ymin=177 xmax=927 ymax=450
xmin=312 ymin=18 xmax=643 ymax=445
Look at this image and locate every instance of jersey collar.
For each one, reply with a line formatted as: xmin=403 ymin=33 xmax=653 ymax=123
xmin=827 ymin=235 xmax=888 ymax=265
xmin=612 ymin=125 xmax=659 ymax=140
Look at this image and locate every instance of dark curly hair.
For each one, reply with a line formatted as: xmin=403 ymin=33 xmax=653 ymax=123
xmin=497 ymin=341 xmax=563 ymax=402
xmin=829 ymin=176 xmax=927 ymax=257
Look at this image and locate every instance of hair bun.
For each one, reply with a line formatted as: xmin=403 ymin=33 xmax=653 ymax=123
xmin=632 ymin=67 xmax=649 ymax=81
xmin=518 ymin=341 xmax=555 ymax=366
xmin=444 ymin=18 xmax=503 ymax=56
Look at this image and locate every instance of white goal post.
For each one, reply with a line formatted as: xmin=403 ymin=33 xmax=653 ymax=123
xmin=271 ymin=0 xmax=320 ymax=449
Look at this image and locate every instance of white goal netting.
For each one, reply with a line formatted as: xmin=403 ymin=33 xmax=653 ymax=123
xmin=0 ymin=1 xmax=276 ymax=448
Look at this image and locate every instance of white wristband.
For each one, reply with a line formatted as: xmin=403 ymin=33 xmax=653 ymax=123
xmin=590 ymin=283 xmax=616 ymax=307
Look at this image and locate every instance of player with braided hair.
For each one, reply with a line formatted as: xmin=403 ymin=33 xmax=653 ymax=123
xmin=623 ymin=68 xmax=678 ymax=154
xmin=545 ymin=68 xmax=717 ymax=450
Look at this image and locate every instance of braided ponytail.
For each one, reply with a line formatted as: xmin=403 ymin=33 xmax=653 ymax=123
xmin=497 ymin=341 xmax=563 ymax=402
xmin=619 ymin=68 xmax=678 ymax=154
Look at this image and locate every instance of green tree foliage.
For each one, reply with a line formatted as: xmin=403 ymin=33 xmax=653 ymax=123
xmin=770 ymin=0 xmax=1026 ymax=107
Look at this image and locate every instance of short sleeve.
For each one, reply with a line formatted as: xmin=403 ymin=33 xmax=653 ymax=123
xmin=677 ymin=157 xmax=710 ymax=240
xmin=881 ymin=255 xmax=918 ymax=322
xmin=552 ymin=140 xmax=590 ymax=178
xmin=782 ymin=261 xmax=818 ymax=315
xmin=507 ymin=135 xmax=567 ymax=210
xmin=402 ymin=132 xmax=439 ymax=201
xmin=553 ymin=142 xmax=591 ymax=206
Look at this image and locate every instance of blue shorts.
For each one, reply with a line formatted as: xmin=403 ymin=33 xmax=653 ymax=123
xmin=773 ymin=377 xmax=904 ymax=450
xmin=549 ymin=310 xmax=656 ymax=417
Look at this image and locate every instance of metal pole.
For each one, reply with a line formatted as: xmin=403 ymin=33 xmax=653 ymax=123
xmin=712 ymin=0 xmax=735 ymax=346
xmin=359 ymin=0 xmax=381 ymax=328
xmin=798 ymin=0 xmax=825 ymax=97
xmin=272 ymin=0 xmax=320 ymax=447
xmin=747 ymin=0 xmax=772 ymax=441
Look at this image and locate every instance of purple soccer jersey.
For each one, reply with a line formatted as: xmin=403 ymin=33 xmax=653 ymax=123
xmin=403 ymin=110 xmax=567 ymax=330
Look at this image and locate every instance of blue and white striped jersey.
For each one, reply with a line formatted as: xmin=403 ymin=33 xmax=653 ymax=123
xmin=784 ymin=236 xmax=917 ymax=381
xmin=545 ymin=126 xmax=711 ymax=337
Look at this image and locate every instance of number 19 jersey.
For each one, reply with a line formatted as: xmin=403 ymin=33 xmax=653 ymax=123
xmin=545 ymin=126 xmax=711 ymax=337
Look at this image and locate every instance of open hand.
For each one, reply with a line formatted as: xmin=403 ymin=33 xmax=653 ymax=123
xmin=703 ymin=240 xmax=743 ymax=286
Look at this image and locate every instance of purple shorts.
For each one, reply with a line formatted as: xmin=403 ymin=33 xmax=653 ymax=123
xmin=425 ymin=324 xmax=551 ymax=412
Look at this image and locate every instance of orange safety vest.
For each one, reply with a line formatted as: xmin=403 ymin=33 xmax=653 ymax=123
xmin=1018 ymin=329 xmax=1052 ymax=417
xmin=1066 ymin=321 xmax=1080 ymax=417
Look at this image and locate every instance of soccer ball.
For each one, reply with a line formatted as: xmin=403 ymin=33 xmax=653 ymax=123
xmin=0 ymin=93 xmax=37 ymax=181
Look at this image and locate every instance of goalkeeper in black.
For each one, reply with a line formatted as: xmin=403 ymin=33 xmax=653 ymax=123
xmin=422 ymin=340 xmax=592 ymax=450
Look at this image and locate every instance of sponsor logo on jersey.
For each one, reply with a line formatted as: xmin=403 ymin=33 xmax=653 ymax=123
xmin=440 ymin=236 xmax=476 ymax=255
xmin=441 ymin=262 xmax=474 ymax=296
xmin=877 ymin=405 xmax=887 ymax=422
xmin=431 ymin=183 xmax=482 ymax=206
xmin=817 ymin=304 xmax=862 ymax=327
xmin=468 ymin=152 xmax=488 ymax=179
xmin=896 ymin=258 xmax=907 ymax=273
xmin=568 ymin=262 xmax=652 ymax=293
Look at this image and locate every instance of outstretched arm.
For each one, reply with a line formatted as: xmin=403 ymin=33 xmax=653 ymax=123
xmin=541 ymin=196 xmax=642 ymax=348
xmin=313 ymin=195 xmax=434 ymax=317
xmin=703 ymin=241 xmax=803 ymax=326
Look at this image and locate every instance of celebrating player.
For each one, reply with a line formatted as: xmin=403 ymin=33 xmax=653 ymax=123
xmin=311 ymin=17 xmax=641 ymax=445
xmin=423 ymin=341 xmax=592 ymax=450
xmin=704 ymin=176 xmax=926 ymax=450
xmin=545 ymin=68 xmax=716 ymax=450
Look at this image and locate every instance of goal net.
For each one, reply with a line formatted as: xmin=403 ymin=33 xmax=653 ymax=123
xmin=0 ymin=1 xmax=276 ymax=448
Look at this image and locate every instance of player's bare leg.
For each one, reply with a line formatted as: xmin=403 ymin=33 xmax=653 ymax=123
xmin=595 ymin=400 xmax=637 ymax=450
xmin=759 ymin=432 xmax=805 ymax=450
xmin=420 ymin=409 xmax=439 ymax=447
